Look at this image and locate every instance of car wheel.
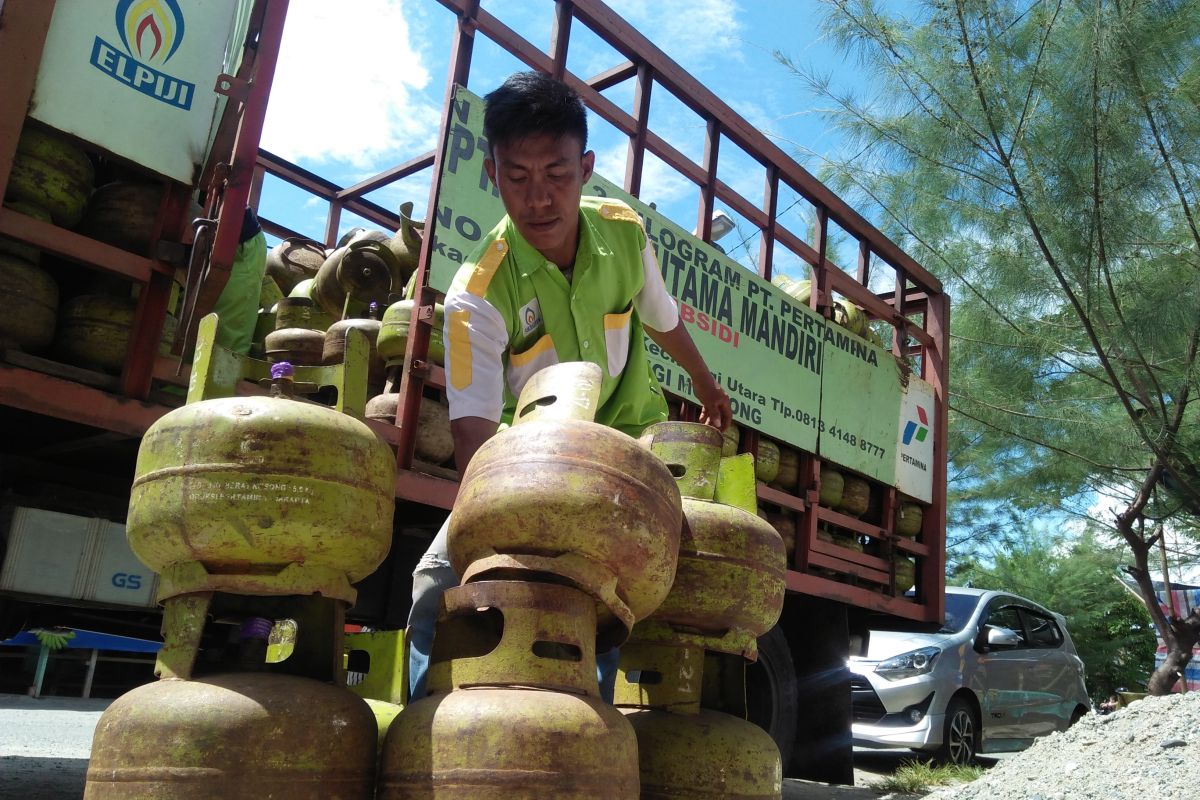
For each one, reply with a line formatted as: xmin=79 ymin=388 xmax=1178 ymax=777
xmin=936 ymin=696 xmax=979 ymax=766
xmin=746 ymin=625 xmax=799 ymax=766
xmin=1069 ymin=706 xmax=1088 ymax=727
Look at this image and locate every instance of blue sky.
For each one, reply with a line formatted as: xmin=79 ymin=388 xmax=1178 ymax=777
xmin=256 ymin=0 xmax=869 ymax=282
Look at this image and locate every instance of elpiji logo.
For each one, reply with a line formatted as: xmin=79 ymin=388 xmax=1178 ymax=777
xmin=90 ymin=0 xmax=195 ymax=110
xmin=902 ymin=406 xmax=929 ymax=445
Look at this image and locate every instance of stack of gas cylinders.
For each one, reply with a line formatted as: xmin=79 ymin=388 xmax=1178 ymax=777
xmin=621 ymin=422 xmax=788 ymax=798
xmin=84 ymin=344 xmax=787 ymax=798
xmin=377 ymin=361 xmax=683 ymax=798
xmin=84 ymin=315 xmax=396 ymax=799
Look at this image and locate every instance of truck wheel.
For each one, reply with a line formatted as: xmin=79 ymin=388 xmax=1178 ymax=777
xmin=746 ymin=625 xmax=798 ymax=764
xmin=935 ymin=696 xmax=979 ymax=766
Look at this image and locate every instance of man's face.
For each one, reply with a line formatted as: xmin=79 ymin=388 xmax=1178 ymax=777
xmin=485 ymin=133 xmax=594 ymax=268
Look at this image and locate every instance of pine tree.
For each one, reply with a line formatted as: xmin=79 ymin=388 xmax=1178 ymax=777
xmin=779 ymin=0 xmax=1200 ymax=693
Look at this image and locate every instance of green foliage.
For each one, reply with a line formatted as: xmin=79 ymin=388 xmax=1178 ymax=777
xmin=876 ymin=759 xmax=985 ymax=794
xmin=954 ymin=531 xmax=1156 ymax=698
xmin=780 ymin=0 xmax=1200 ymax=687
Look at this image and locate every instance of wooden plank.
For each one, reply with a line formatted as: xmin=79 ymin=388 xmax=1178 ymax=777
xmin=0 ymin=209 xmax=156 ymax=282
xmin=756 ymin=483 xmax=805 ymax=513
xmin=0 ymin=365 xmax=169 ymax=438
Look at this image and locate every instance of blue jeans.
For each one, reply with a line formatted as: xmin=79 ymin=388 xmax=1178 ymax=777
xmin=405 ymin=517 xmax=619 ymax=702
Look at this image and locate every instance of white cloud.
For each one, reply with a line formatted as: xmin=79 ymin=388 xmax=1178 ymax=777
xmin=594 ymin=142 xmax=694 ymax=211
xmin=261 ymin=0 xmax=441 ymax=169
xmin=604 ymin=0 xmax=745 ymax=68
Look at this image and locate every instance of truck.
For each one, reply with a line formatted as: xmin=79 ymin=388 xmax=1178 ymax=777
xmin=0 ymin=0 xmax=947 ymax=783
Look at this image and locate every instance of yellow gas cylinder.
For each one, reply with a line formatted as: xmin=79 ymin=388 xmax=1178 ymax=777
xmin=448 ymin=362 xmax=682 ymax=645
xmin=126 ymin=361 xmax=396 ymax=603
xmin=378 ymin=581 xmax=640 ymax=799
xmin=896 ymin=501 xmax=924 ymax=538
xmin=615 ymin=643 xmax=782 ymax=799
xmin=286 ymin=280 xmax=337 ymax=331
xmin=894 ymin=556 xmax=916 ymax=592
xmin=54 ymin=293 xmax=134 ymax=372
xmin=86 ymin=672 xmax=376 ymax=798
xmin=0 ymin=252 xmax=58 ymax=352
xmin=265 ymin=297 xmax=325 ymax=365
xmin=7 ymin=125 xmax=94 ymax=227
xmin=638 ymin=423 xmax=786 ymax=659
xmin=819 ymin=465 xmax=845 ymax=507
xmin=377 ymin=298 xmax=445 ymax=366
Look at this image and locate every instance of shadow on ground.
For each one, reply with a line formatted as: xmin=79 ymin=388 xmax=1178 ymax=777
xmin=0 ymin=756 xmax=88 ymax=800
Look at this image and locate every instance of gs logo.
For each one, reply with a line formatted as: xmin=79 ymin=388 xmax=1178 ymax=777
xmin=111 ymin=572 xmax=143 ymax=590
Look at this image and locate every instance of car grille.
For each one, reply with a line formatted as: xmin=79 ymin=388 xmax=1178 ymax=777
xmin=850 ymin=674 xmax=888 ymax=724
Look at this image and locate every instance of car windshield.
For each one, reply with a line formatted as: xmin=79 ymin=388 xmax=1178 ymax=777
xmin=938 ymin=593 xmax=982 ymax=633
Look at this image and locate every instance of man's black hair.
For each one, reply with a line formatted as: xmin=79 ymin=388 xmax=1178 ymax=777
xmin=483 ymin=71 xmax=588 ymax=154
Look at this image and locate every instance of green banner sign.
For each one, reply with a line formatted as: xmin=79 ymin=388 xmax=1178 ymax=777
xmin=428 ymin=86 xmax=934 ymax=500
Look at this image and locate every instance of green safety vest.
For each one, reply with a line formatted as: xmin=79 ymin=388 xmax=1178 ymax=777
xmin=447 ymin=196 xmax=668 ymax=436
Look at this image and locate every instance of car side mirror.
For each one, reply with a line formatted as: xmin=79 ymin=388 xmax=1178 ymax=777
xmin=986 ymin=626 xmax=1022 ymax=649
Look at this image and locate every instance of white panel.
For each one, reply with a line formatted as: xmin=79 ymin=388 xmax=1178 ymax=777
xmin=86 ymin=520 xmax=158 ymax=607
xmin=29 ymin=1 xmax=240 ymax=182
xmin=0 ymin=507 xmax=92 ymax=597
xmin=893 ymin=377 xmax=936 ymax=503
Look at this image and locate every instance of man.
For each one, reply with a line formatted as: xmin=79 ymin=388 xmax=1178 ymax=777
xmin=407 ymin=71 xmax=731 ymax=700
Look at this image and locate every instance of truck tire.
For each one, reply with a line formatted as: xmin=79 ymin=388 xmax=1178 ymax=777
xmin=746 ymin=625 xmax=798 ymax=765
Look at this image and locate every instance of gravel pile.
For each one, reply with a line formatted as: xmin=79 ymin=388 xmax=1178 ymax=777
xmin=925 ymin=692 xmax=1200 ymax=800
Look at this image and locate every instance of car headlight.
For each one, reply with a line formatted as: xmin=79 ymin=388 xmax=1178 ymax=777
xmin=874 ymin=646 xmax=941 ymax=681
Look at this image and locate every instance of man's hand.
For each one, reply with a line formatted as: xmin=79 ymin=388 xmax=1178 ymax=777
xmin=693 ymin=372 xmax=732 ymax=431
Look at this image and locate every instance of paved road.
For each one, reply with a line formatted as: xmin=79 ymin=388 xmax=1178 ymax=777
xmin=0 ymin=692 xmax=939 ymax=799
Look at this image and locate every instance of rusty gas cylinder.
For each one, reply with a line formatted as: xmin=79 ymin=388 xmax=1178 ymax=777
xmin=637 ymin=423 xmax=786 ymax=659
xmin=80 ymin=182 xmax=161 ymax=254
xmin=622 ymin=708 xmax=782 ymax=799
xmin=126 ymin=362 xmax=396 ymax=603
xmin=365 ymin=393 xmax=454 ymax=465
xmin=323 ymin=302 xmax=384 ymax=393
xmin=614 ymin=643 xmax=782 ymax=799
xmin=267 ymin=236 xmax=326 ymax=294
xmin=377 ymin=298 xmax=445 ymax=366
xmin=312 ymin=239 xmax=401 ymax=318
xmin=378 ymin=581 xmax=640 ymax=799
xmin=55 ymin=293 xmax=134 ymax=372
xmin=0 ymin=252 xmax=58 ymax=352
xmin=85 ymin=672 xmax=376 ymax=799
xmin=265 ymin=297 xmax=325 ymax=365
xmin=448 ymin=362 xmax=682 ymax=647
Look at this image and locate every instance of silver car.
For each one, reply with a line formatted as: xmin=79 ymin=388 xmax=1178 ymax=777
xmin=849 ymin=587 xmax=1091 ymax=765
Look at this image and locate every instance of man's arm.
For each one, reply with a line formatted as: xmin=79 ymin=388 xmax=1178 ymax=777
xmin=644 ymin=322 xmax=732 ymax=431
xmin=633 ymin=238 xmax=732 ymax=431
xmin=451 ymin=416 xmax=498 ymax=475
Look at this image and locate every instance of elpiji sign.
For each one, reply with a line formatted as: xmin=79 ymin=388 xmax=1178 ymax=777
xmin=90 ymin=0 xmax=195 ymax=110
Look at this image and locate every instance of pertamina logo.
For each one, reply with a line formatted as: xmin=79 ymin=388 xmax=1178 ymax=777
xmin=90 ymin=0 xmax=195 ymax=110
xmin=902 ymin=405 xmax=929 ymax=446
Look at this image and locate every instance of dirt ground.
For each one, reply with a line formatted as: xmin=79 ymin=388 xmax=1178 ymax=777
xmin=0 ymin=692 xmax=925 ymax=799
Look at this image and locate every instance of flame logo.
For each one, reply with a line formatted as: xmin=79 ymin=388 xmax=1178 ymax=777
xmin=115 ymin=0 xmax=185 ymax=64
